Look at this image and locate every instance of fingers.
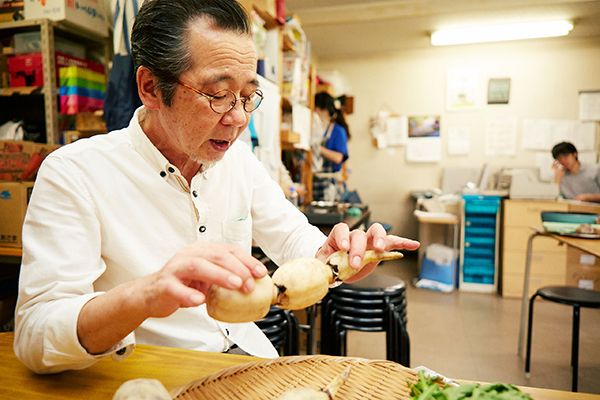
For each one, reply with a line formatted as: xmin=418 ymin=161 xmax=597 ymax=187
xmin=366 ymin=223 xmax=387 ymax=251
xmin=384 ymin=235 xmax=420 ymax=251
xmin=348 ymin=229 xmax=367 ymax=268
xmin=181 ymin=242 xmax=268 ymax=292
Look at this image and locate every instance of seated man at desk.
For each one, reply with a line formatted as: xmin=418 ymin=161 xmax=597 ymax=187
xmin=13 ymin=0 xmax=419 ymax=374
xmin=552 ymin=141 xmax=600 ymax=202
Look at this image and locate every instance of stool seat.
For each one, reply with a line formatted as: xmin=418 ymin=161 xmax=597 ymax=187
xmin=536 ymin=286 xmax=600 ymax=308
xmin=321 ymin=272 xmax=410 ymax=366
xmin=525 ymin=285 xmax=600 ymax=392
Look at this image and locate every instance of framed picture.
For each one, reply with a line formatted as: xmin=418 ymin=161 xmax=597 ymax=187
xmin=487 ymin=78 xmax=511 ymax=104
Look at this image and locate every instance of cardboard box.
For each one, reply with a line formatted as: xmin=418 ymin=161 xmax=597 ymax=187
xmin=0 ymin=181 xmax=34 ymax=247
xmin=24 ymin=0 xmax=107 ymax=38
xmin=566 ymin=247 xmax=600 ymax=290
xmin=8 ymin=51 xmax=104 ymax=87
xmin=0 ymin=140 xmax=59 ymax=181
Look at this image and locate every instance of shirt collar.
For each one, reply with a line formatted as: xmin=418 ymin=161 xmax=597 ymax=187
xmin=129 ymin=106 xmax=212 ymax=180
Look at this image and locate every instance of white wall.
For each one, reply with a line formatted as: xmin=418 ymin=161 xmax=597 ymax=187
xmin=319 ymin=37 xmax=600 ymax=239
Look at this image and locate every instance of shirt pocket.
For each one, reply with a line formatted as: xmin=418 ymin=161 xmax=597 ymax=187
xmin=221 ymin=217 xmax=253 ymax=251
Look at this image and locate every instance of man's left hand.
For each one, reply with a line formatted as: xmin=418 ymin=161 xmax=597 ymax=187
xmin=315 ymin=222 xmax=420 ymax=282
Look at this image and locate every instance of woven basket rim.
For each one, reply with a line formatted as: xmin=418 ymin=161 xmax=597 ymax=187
xmin=172 ymin=355 xmax=418 ymax=399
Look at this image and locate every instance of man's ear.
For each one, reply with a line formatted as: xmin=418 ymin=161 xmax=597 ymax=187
xmin=137 ymin=66 xmax=162 ymax=110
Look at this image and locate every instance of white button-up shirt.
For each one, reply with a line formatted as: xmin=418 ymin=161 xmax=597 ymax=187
xmin=14 ymin=108 xmax=326 ymax=373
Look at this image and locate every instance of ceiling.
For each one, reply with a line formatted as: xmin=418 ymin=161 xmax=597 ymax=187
xmin=285 ymin=0 xmax=600 ymax=60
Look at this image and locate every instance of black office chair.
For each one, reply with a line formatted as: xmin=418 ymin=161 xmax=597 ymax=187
xmin=255 ymin=306 xmax=299 ymax=356
xmin=525 ymin=286 xmax=600 ymax=392
xmin=320 ymin=273 xmax=410 ymax=366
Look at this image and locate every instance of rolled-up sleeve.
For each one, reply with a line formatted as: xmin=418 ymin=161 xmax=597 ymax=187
xmin=13 ymin=155 xmax=134 ymax=374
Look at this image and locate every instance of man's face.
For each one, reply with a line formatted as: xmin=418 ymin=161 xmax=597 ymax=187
xmin=157 ymin=19 xmax=258 ymax=166
xmin=555 ymin=152 xmax=578 ymax=171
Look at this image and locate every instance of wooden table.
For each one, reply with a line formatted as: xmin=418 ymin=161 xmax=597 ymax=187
xmin=517 ymin=228 xmax=600 ymax=357
xmin=1 ymin=333 xmax=598 ymax=399
xmin=0 ymin=245 xmax=22 ymax=264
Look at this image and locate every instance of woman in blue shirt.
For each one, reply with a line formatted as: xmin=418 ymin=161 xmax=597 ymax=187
xmin=313 ymin=92 xmax=350 ymax=200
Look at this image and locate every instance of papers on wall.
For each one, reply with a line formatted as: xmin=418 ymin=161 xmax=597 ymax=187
xmin=579 ymin=90 xmax=600 ymax=121
xmin=406 ymin=137 xmax=441 ymax=162
xmin=446 ymin=126 xmax=471 ymax=155
xmin=446 ymin=68 xmax=481 ymax=111
xmin=522 ymin=119 xmax=596 ymax=151
xmin=369 ymin=111 xmax=408 ymax=148
xmin=292 ymin=102 xmax=311 ymax=150
xmin=485 ymin=117 xmax=517 ymax=156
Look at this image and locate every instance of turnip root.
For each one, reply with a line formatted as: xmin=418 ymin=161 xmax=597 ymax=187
xmin=206 ymin=250 xmax=403 ymax=323
xmin=206 ymin=275 xmax=277 ymax=323
xmin=112 ymin=378 xmax=171 ymax=400
xmin=277 ymin=366 xmax=351 ymax=400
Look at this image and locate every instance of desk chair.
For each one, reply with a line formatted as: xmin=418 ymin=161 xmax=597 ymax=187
xmin=525 ymin=286 xmax=600 ymax=392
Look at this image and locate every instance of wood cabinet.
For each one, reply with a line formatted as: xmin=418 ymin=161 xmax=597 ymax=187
xmin=501 ymin=199 xmax=600 ymax=298
xmin=501 ymin=199 xmax=567 ymax=298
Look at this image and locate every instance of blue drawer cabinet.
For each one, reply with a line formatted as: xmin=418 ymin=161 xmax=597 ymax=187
xmin=460 ymin=194 xmax=502 ymax=292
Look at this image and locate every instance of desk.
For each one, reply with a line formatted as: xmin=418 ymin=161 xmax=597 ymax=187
xmin=0 ymin=333 xmax=598 ymax=399
xmin=517 ymin=229 xmax=600 ymax=357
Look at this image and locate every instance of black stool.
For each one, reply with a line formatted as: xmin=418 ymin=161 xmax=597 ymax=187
xmin=321 ymin=273 xmax=410 ymax=366
xmin=525 ymin=286 xmax=600 ymax=392
xmin=255 ymin=306 xmax=299 ymax=356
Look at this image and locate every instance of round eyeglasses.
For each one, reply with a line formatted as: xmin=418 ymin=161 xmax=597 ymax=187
xmin=177 ymin=81 xmax=263 ymax=114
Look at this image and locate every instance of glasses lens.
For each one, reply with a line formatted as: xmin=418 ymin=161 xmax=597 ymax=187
xmin=243 ymin=90 xmax=263 ymax=112
xmin=210 ymin=90 xmax=237 ymax=113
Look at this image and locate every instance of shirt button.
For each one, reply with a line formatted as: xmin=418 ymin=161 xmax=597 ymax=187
xmin=159 ymin=171 xmax=167 ymax=177
xmin=199 ymin=225 xmax=207 ymax=233
xmin=168 ymin=166 xmax=175 ymax=173
xmin=192 ymin=190 xmax=198 ymax=197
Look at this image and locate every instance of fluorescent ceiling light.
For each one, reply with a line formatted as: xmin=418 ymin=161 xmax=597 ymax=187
xmin=431 ymin=20 xmax=573 ymax=46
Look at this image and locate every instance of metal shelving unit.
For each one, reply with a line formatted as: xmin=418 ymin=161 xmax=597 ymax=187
xmin=0 ymin=19 xmax=109 ymax=144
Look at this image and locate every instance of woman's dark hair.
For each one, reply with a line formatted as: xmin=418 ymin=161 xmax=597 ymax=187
xmin=314 ymin=91 xmax=351 ymax=139
xmin=551 ymin=141 xmax=578 ymax=159
xmin=131 ymin=0 xmax=250 ymax=106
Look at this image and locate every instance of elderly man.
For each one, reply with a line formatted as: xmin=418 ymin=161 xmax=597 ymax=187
xmin=14 ymin=0 xmax=419 ymax=373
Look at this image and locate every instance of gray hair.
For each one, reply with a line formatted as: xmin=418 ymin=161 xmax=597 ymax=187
xmin=131 ymin=0 xmax=250 ymax=106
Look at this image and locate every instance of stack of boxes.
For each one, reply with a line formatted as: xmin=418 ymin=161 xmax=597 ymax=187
xmin=0 ymin=140 xmax=59 ymax=247
xmin=59 ymin=65 xmax=106 ymax=114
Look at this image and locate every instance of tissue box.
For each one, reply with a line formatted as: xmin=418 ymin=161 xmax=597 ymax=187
xmin=420 ymin=244 xmax=457 ymax=286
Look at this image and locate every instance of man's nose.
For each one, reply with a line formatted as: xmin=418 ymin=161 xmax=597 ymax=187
xmin=222 ymin=101 xmax=248 ymax=127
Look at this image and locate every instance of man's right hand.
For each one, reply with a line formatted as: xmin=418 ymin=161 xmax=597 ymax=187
xmin=140 ymin=242 xmax=268 ymax=318
xmin=77 ymin=242 xmax=267 ymax=354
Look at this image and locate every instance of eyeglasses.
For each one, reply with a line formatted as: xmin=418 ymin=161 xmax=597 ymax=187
xmin=177 ymin=80 xmax=263 ymax=114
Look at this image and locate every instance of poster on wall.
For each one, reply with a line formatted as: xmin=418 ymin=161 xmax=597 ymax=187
xmin=406 ymin=115 xmax=441 ymax=162
xmin=446 ymin=68 xmax=481 ymax=111
xmin=369 ymin=111 xmax=408 ymax=148
xmin=487 ymin=78 xmax=511 ymax=104
xmin=522 ymin=119 xmax=596 ymax=151
xmin=447 ymin=126 xmax=471 ymax=155
xmin=485 ymin=117 xmax=517 ymax=156
xmin=408 ymin=115 xmax=440 ymax=138
xmin=579 ymin=90 xmax=600 ymax=121
xmin=406 ymin=137 xmax=441 ymax=162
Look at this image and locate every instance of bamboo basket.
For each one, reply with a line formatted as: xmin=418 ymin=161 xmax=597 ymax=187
xmin=172 ymin=355 xmax=419 ymax=400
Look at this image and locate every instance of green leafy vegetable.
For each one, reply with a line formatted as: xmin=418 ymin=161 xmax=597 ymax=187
xmin=409 ymin=372 xmax=533 ymax=400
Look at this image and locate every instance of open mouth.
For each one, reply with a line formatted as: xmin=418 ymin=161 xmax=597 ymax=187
xmin=209 ymin=139 xmax=231 ymax=151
